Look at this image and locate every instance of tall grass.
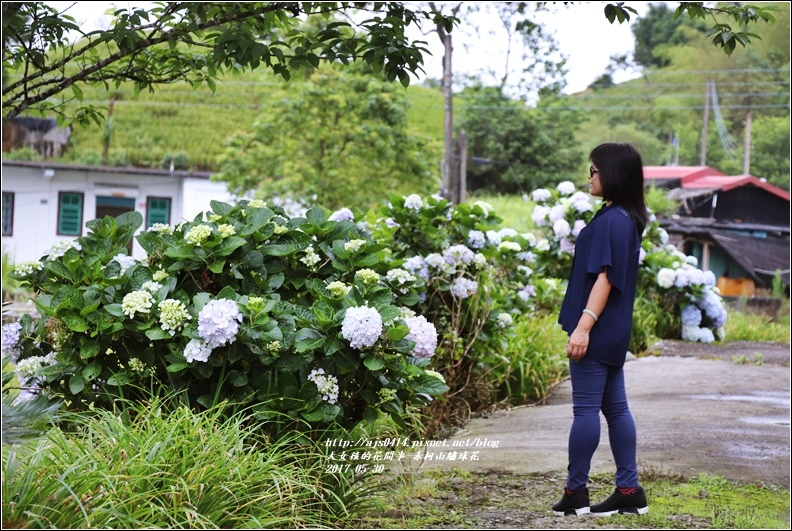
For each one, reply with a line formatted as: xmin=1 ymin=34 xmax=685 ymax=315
xmin=489 ymin=313 xmax=569 ymax=405
xmin=2 ymin=395 xmax=377 ymax=528
xmin=724 ymin=306 xmax=791 ymax=343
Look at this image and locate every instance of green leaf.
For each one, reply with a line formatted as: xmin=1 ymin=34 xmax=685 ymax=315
xmin=363 ymin=355 xmax=385 ymax=371
xmin=104 ymin=303 xmax=124 ymax=317
xmin=295 ymin=328 xmax=326 ymax=352
xmin=61 ymin=313 xmax=89 ymax=332
xmin=208 ymin=259 xmax=226 ymax=274
xmin=82 ymin=360 xmax=102 ymax=381
xmin=167 ymin=362 xmax=190 ymax=372
xmin=69 ymin=373 xmax=86 ymax=394
xmin=228 ymin=370 xmax=249 ymax=387
xmin=145 ymin=327 xmax=172 ymax=341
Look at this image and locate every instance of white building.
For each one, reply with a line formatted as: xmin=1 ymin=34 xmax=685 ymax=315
xmin=1 ymin=160 xmax=239 ymax=263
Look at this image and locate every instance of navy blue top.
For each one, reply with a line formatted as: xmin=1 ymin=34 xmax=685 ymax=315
xmin=558 ymin=202 xmax=641 ymax=366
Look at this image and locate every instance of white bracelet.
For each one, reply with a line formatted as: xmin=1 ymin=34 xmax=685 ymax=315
xmin=582 ymin=309 xmax=599 ymax=322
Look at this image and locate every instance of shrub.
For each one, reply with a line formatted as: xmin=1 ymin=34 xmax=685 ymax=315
xmin=6 ymin=201 xmax=449 ymax=440
xmin=366 ymin=195 xmax=540 ymax=432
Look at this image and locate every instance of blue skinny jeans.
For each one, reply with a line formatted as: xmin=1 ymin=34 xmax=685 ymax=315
xmin=566 ymin=355 xmax=639 ymax=490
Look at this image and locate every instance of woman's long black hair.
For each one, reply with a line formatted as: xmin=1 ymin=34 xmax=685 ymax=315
xmin=590 ymin=142 xmax=649 ymax=235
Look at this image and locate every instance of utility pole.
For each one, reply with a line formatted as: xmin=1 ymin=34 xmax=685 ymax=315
xmin=699 ymin=78 xmax=711 ymax=166
xmin=743 ymin=111 xmax=752 ymax=175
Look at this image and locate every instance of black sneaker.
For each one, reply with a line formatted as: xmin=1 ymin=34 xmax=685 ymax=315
xmin=552 ymin=486 xmax=590 ymax=516
xmin=591 ymin=486 xmax=649 ymax=516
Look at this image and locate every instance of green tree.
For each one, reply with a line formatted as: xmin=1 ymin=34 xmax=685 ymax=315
xmin=215 ymin=65 xmax=439 ymax=211
xmin=2 ymin=2 xmax=456 ymax=126
xmin=458 ymin=84 xmax=585 ymax=194
xmin=749 ymin=115 xmax=791 ymax=190
xmin=632 ymin=3 xmax=707 ymax=68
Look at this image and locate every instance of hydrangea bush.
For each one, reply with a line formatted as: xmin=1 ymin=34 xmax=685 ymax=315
xmin=528 ymin=183 xmax=728 ymax=347
xmin=365 ymin=194 xmax=540 ymax=428
xmin=6 ymin=201 xmax=449 ymax=438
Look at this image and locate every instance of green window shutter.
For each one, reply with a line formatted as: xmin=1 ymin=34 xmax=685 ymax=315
xmin=146 ymin=197 xmax=171 ymax=227
xmin=2 ymin=192 xmax=13 ymax=236
xmin=58 ymin=193 xmax=83 ymax=235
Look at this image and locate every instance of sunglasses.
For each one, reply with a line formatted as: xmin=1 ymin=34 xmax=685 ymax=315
xmin=589 ymin=165 xmax=599 ymax=178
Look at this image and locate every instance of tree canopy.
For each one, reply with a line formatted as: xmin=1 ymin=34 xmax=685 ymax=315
xmin=2 ymin=2 xmax=455 ymax=125
xmin=2 ymin=1 xmax=781 ymax=129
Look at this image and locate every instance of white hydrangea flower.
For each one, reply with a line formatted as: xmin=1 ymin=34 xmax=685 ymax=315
xmin=521 ymin=232 xmax=537 ymax=246
xmin=197 ymin=299 xmax=243 ymax=348
xmin=686 ymin=255 xmax=699 ymax=267
xmin=355 ymin=268 xmax=380 ymax=286
xmin=451 ymin=277 xmax=478 ymax=299
xmin=498 ymin=228 xmax=518 ymax=238
xmin=674 ymin=268 xmax=692 ymax=288
xmin=531 ymin=205 xmax=550 ymax=227
xmin=556 ymin=181 xmax=576 ymax=195
xmin=531 ymin=189 xmax=552 ymax=203
xmin=404 ymin=194 xmax=423 ymax=211
xmin=386 ymin=268 xmax=417 ymax=286
xmin=385 ymin=217 xmax=400 ymax=228
xmin=122 ymin=290 xmax=155 ymax=318
xmin=15 ymin=352 xmax=58 ymax=380
xmin=248 ymin=199 xmax=267 ymax=208
xmin=424 ymin=253 xmax=446 ymax=270
xmin=142 ymin=280 xmax=162 ymax=293
xmin=572 ymin=200 xmax=593 ymax=213
xmin=184 ymin=338 xmax=212 ymax=363
xmin=486 ymin=230 xmax=502 ymax=246
xmin=572 ymin=220 xmax=587 ymax=237
xmin=443 ymin=244 xmax=475 ymax=266
xmin=658 ymin=228 xmax=669 ymax=244
xmin=657 ymin=268 xmax=676 ymax=289
xmin=553 ymin=219 xmax=571 ymax=239
xmin=344 ymin=239 xmax=367 ymax=253
xmin=308 ymin=368 xmax=339 ymax=404
xmin=329 ymin=207 xmax=355 ymax=222
xmin=273 ymin=223 xmax=288 ymax=235
xmin=300 ymin=245 xmax=321 ymax=268
xmin=498 ymin=241 xmax=521 ymax=253
xmin=158 ymin=299 xmax=192 ymax=335
xmin=402 ymin=256 xmax=429 ymax=279
xmin=681 ymin=304 xmax=703 ymax=327
xmin=468 ymin=230 xmax=486 ymax=249
xmin=496 ymin=312 xmax=513 ymax=328
xmin=327 ymin=281 xmax=349 ymax=298
xmin=639 ymin=248 xmax=647 ymax=264
xmin=341 ymin=306 xmax=383 ymax=349
xmin=404 ymin=315 xmax=437 ymax=359
xmin=218 ymin=224 xmax=236 ymax=238
xmin=424 ymin=369 xmax=445 ymax=384
xmin=47 ymin=240 xmax=81 ymax=260
xmin=473 ymin=200 xmax=494 ymax=216
xmin=548 ymin=204 xmax=567 ymax=223
xmin=208 ymin=214 xmax=222 ymax=222
xmin=703 ymin=270 xmax=717 ymax=287
xmin=535 ymin=239 xmax=550 ymax=252
xmin=2 ymin=321 xmax=22 ymax=362
xmin=184 ymin=224 xmax=212 ymax=245
xmin=13 ymin=260 xmax=43 ymax=277
xmin=153 ymin=269 xmax=169 ymax=282
xmin=472 ymin=253 xmax=488 ymax=268
xmin=147 ymin=223 xmax=174 ymax=234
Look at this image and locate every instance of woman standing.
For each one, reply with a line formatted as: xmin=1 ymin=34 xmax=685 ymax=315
xmin=551 ymin=143 xmax=650 ymax=517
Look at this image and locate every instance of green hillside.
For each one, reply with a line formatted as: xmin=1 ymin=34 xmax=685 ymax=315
xmin=49 ymin=69 xmax=447 ymax=172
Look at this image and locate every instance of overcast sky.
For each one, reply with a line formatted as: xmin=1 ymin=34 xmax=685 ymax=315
xmin=49 ymin=1 xmax=653 ymax=95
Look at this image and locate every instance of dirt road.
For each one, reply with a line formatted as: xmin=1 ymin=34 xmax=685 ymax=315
xmin=422 ymin=340 xmax=791 ymax=488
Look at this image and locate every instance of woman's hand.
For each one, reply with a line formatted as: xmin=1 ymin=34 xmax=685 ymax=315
xmin=567 ymin=327 xmax=589 ymax=362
